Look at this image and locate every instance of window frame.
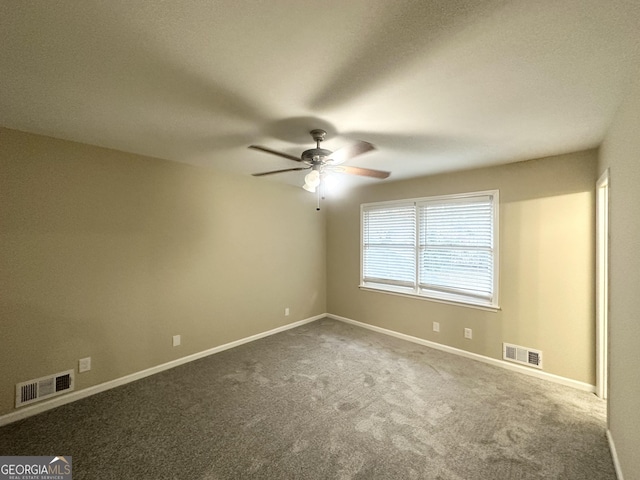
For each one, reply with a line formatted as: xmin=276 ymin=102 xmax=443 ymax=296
xmin=360 ymin=190 xmax=500 ymax=311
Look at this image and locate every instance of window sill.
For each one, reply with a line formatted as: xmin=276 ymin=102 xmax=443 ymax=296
xmin=359 ymin=284 xmax=501 ymax=312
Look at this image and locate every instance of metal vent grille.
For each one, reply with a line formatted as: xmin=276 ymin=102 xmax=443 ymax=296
xmin=16 ymin=370 xmax=75 ymax=408
xmin=56 ymin=374 xmax=71 ymax=392
xmin=503 ymin=343 xmax=543 ymax=369
xmin=20 ymin=383 xmax=38 ymax=403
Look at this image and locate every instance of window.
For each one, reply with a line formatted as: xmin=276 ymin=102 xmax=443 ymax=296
xmin=361 ymin=190 xmax=499 ymax=310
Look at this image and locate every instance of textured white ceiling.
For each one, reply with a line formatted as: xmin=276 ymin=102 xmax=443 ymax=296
xmin=1 ymin=0 xmax=639 ymax=188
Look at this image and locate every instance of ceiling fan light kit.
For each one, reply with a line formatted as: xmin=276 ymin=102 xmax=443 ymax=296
xmin=303 ymin=169 xmax=321 ymax=192
xmin=249 ymin=129 xmax=390 ymax=210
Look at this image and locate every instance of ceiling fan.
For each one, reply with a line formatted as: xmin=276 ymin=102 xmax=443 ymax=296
xmin=249 ymin=129 xmax=390 ymax=209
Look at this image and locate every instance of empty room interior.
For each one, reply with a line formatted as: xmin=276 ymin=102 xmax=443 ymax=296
xmin=1 ymin=1 xmax=639 ymax=479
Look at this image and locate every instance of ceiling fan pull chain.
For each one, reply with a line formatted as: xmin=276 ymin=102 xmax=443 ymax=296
xmin=316 ymin=185 xmax=321 ymax=211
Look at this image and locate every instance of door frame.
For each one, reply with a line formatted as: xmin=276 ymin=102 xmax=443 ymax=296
xmin=596 ymin=169 xmax=609 ymax=400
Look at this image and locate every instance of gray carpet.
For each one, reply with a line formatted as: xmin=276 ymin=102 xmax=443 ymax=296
xmin=0 ymin=318 xmax=614 ymax=479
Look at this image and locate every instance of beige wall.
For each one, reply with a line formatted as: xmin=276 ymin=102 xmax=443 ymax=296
xmin=327 ymin=150 xmax=597 ymax=384
xmin=0 ymin=127 xmax=326 ymax=417
xmin=599 ymin=74 xmax=640 ymax=478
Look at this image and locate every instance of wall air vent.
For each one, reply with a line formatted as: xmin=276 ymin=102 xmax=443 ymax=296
xmin=15 ymin=370 xmax=74 ymax=408
xmin=503 ymin=343 xmax=543 ymax=369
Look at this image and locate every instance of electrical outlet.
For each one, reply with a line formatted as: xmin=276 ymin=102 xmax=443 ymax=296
xmin=464 ymin=328 xmax=473 ymax=339
xmin=433 ymin=322 xmax=440 ymax=332
xmin=285 ymin=307 xmax=290 ymax=316
xmin=173 ymin=335 xmax=181 ymax=347
xmin=79 ymin=357 xmax=91 ymax=373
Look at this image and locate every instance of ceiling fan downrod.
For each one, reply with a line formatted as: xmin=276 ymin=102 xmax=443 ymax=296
xmin=302 ymin=129 xmax=332 ymax=164
xmin=310 ymin=129 xmax=326 ymax=148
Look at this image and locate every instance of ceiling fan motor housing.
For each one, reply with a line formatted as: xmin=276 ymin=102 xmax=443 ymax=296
xmin=302 ymin=148 xmax=332 ymax=164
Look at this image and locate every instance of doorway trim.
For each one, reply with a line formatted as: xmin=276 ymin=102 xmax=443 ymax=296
xmin=596 ymin=169 xmax=609 ymax=400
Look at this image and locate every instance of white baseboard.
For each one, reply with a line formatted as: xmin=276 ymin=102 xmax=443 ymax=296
xmin=0 ymin=314 xmax=324 ymax=427
xmin=607 ymin=430 xmax=624 ymax=480
xmin=328 ymin=313 xmax=597 ymax=394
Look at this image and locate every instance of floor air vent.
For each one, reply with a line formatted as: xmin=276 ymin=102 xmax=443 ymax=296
xmin=16 ymin=370 xmax=74 ymax=408
xmin=503 ymin=343 xmax=543 ymax=369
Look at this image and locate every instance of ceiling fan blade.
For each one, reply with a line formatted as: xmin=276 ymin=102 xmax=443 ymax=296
xmin=249 ymin=145 xmax=302 ymax=162
xmin=252 ymin=167 xmax=310 ymax=177
xmin=328 ymin=141 xmax=375 ymax=165
xmin=332 ymin=165 xmax=390 ymax=179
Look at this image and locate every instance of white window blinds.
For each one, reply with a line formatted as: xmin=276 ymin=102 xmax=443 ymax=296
xmin=361 ymin=191 xmax=498 ymax=309
xmin=418 ymin=196 xmax=494 ymax=301
xmin=362 ymin=204 xmax=416 ymax=288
